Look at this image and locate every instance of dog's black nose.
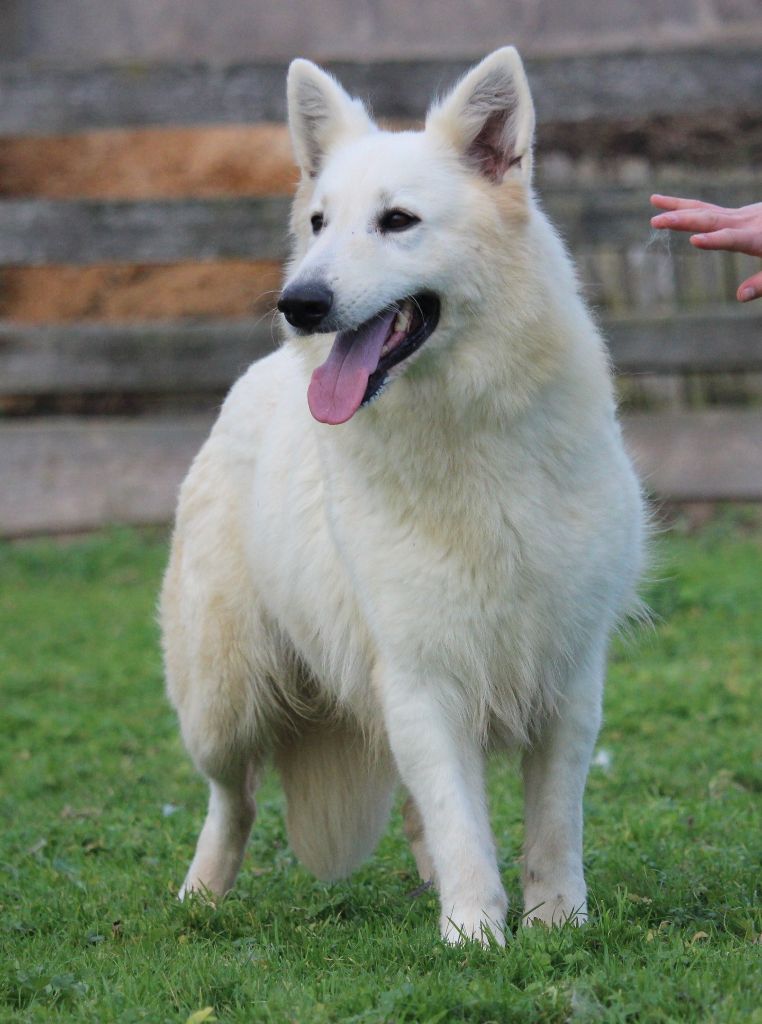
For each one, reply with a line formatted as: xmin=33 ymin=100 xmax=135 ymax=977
xmin=278 ymin=283 xmax=334 ymax=330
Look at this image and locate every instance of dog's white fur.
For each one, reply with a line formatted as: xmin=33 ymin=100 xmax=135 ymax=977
xmin=160 ymin=47 xmax=644 ymax=944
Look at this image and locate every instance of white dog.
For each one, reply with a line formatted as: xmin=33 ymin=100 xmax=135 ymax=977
xmin=160 ymin=46 xmax=644 ymax=944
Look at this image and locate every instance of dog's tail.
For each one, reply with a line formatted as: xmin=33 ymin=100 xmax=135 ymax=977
xmin=273 ymin=716 xmax=397 ymax=881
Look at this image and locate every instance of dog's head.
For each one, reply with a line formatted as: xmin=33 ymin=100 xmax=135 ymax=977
xmin=279 ymin=48 xmax=537 ymax=425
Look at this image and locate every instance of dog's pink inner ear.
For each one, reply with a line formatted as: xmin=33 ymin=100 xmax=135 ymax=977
xmin=467 ymin=108 xmax=519 ymax=183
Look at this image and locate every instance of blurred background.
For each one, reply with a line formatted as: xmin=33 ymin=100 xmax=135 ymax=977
xmin=1 ymin=0 xmax=761 ymax=536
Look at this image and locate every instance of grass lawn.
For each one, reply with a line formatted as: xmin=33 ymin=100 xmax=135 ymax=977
xmin=0 ymin=516 xmax=760 ymax=1023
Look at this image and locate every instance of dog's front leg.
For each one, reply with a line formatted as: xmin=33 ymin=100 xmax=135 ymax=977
xmin=379 ymin=668 xmax=506 ymax=945
xmin=521 ymin=649 xmax=604 ymax=926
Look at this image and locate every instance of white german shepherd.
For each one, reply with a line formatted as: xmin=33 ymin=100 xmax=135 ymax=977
xmin=161 ymin=47 xmax=644 ymax=944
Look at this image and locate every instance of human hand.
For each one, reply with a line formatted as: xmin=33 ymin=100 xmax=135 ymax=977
xmin=650 ymin=194 xmax=762 ymax=302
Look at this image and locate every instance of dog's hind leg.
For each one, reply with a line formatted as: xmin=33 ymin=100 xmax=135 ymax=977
xmin=179 ymin=758 xmax=259 ymax=900
xmin=274 ymin=717 xmax=397 ymax=882
xmin=402 ymin=795 xmax=436 ymax=885
xmin=161 ymin=454 xmax=275 ymax=900
xmin=163 ymin=584 xmax=268 ymax=900
xmin=163 ymin=570 xmax=265 ymax=899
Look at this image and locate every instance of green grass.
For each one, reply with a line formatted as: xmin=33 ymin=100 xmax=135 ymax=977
xmin=0 ymin=518 xmax=760 ymax=1023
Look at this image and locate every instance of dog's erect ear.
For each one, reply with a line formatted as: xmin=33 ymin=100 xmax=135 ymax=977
xmin=426 ymin=47 xmax=535 ymax=183
xmin=286 ymin=59 xmax=376 ymax=179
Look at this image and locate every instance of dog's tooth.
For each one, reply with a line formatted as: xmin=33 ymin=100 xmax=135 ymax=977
xmin=394 ymin=303 xmax=413 ymax=334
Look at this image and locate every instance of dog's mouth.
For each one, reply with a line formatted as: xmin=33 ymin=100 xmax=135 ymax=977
xmin=307 ymin=293 xmax=440 ymax=425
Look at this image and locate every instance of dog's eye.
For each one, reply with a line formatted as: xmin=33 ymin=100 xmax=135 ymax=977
xmin=379 ymin=209 xmax=420 ymax=233
xmin=310 ymin=213 xmax=324 ymax=234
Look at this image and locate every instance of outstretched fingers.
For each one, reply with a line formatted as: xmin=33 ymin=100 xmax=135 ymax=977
xmin=689 ymin=227 xmax=761 ymax=254
xmin=650 ymin=193 xmax=724 ymax=214
xmin=650 ymin=206 xmax=740 ymax=235
xmin=738 ymin=268 xmax=762 ymax=303
xmin=650 ymin=197 xmax=762 ymax=252
xmin=650 ymin=194 xmax=762 ymax=302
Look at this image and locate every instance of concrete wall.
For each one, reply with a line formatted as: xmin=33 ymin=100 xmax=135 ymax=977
xmin=3 ymin=0 xmax=762 ymax=63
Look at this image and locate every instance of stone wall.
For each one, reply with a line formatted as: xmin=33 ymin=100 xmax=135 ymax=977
xmin=3 ymin=0 xmax=762 ymax=63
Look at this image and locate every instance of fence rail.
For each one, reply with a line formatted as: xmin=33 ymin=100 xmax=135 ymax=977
xmin=2 ymin=49 xmax=761 ymax=135
xmin=1 ymin=308 xmax=761 ymax=397
xmin=3 ymin=408 xmax=761 ymax=536
xmin=1 ymin=49 xmax=760 ymax=535
xmin=3 ymin=185 xmax=762 ymax=265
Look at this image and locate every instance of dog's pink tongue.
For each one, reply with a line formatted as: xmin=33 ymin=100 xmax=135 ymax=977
xmin=307 ymin=310 xmax=395 ymax=424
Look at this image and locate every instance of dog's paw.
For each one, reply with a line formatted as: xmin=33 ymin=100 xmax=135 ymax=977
xmin=177 ymin=876 xmax=218 ymax=905
xmin=440 ymin=901 xmax=507 ymax=947
xmin=522 ymin=886 xmax=587 ymax=927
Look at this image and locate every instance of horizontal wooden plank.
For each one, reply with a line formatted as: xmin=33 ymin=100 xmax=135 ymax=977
xmin=0 ymin=261 xmax=282 ymax=323
xmin=1 ymin=308 xmax=760 ymax=396
xmin=2 ymin=116 xmax=760 ymax=203
xmin=2 ymin=49 xmax=762 ymax=136
xmin=0 ymin=124 xmax=298 ymax=200
xmin=605 ymin=308 xmax=762 ymax=373
xmin=0 ymin=320 xmax=275 ymax=394
xmin=4 ymin=183 xmax=762 ymax=266
xmin=0 ymin=197 xmax=290 ymax=265
xmin=542 ymin=183 xmax=762 ymax=249
xmin=0 ymin=250 xmax=757 ymax=327
xmin=2 ymin=409 xmax=761 ymax=536
xmin=623 ymin=410 xmax=762 ymax=502
xmin=0 ymin=415 xmax=213 ymax=536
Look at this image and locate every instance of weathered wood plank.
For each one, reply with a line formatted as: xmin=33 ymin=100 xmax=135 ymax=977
xmin=623 ymin=410 xmax=762 ymax=502
xmin=4 ymin=183 xmax=762 ymax=265
xmin=0 ymin=309 xmax=759 ymax=395
xmin=605 ymin=309 xmax=762 ymax=372
xmin=0 ymin=125 xmax=298 ymax=200
xmin=2 ymin=49 xmax=761 ymax=136
xmin=0 ymin=415 xmax=213 ymax=536
xmin=0 ymin=260 xmax=283 ymax=322
xmin=0 ymin=320 xmax=276 ymax=394
xmin=2 ymin=119 xmax=760 ymax=203
xmin=542 ymin=183 xmax=762 ymax=249
xmin=0 ymin=197 xmax=291 ymax=265
xmin=2 ymin=409 xmax=761 ymax=536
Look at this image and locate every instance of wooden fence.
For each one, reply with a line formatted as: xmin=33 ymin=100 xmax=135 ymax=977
xmin=1 ymin=49 xmax=761 ymax=535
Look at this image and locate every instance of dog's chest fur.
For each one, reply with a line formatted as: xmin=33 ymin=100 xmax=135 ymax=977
xmin=229 ymin=352 xmax=625 ymax=742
